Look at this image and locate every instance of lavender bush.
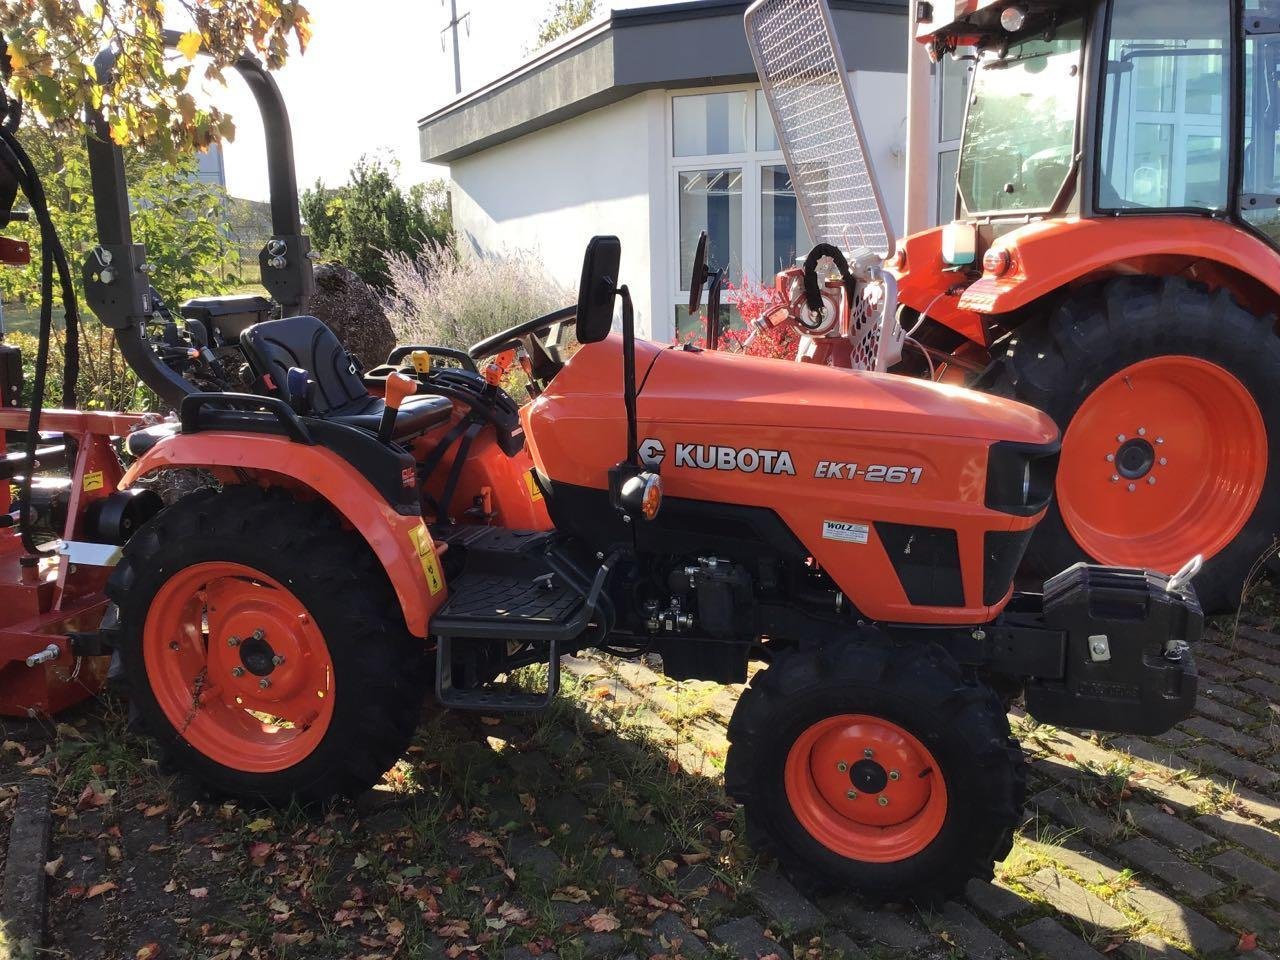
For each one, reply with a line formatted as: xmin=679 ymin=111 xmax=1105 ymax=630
xmin=382 ymin=243 xmax=572 ymax=350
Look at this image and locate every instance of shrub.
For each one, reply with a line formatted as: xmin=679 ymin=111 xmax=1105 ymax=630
xmin=7 ymin=327 xmax=158 ymax=412
xmin=382 ymin=243 xmax=573 ymax=351
xmin=679 ymin=276 xmax=799 ymax=360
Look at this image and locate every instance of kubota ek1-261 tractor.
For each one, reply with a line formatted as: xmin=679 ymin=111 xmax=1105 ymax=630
xmin=1 ymin=32 xmax=1201 ymax=904
xmin=744 ymin=0 xmax=1280 ymax=614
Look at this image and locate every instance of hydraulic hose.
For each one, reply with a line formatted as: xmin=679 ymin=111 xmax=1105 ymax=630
xmin=0 ymin=125 xmax=82 ymax=555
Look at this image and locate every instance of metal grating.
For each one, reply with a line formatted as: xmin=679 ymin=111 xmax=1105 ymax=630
xmin=745 ymin=0 xmax=895 ymax=261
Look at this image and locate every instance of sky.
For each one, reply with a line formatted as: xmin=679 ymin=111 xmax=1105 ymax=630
xmin=211 ymin=0 xmax=670 ymax=202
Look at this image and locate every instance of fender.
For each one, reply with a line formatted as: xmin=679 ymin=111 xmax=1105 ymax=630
xmin=118 ymin=431 xmax=445 ymax=637
xmin=959 ymin=216 xmax=1280 ymax=317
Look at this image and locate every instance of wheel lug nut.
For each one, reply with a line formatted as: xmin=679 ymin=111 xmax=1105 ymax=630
xmin=878 ymin=796 xmax=889 ymax=806
xmin=1105 ymin=454 xmax=1115 ymax=463
xmin=1138 ymin=427 xmax=1146 ymax=436
xmin=231 ymin=666 xmax=245 ymax=677
xmin=1148 ymin=476 xmax=1156 ymax=485
xmin=889 ymin=770 xmax=900 ymax=781
xmin=1156 ymin=437 xmax=1165 ymax=445
xmin=1111 ymin=475 xmax=1120 ymax=483
xmin=227 ymin=636 xmax=240 ymax=647
xmin=836 ymin=760 xmax=848 ymax=773
xmin=1117 ymin=434 xmax=1126 ymax=443
xmin=846 ymin=789 xmax=857 ymax=800
xmin=1159 ymin=458 xmax=1167 ymax=466
xmin=1128 ymin=483 xmax=1136 ymax=492
xmin=169 ymin=641 xmax=179 ymax=651
xmin=863 ymin=748 xmax=874 ymax=759
xmin=298 ymin=613 xmax=310 ymax=625
xmin=251 ymin=629 xmax=265 ymax=642
xmin=271 ymin=655 xmax=285 ymax=666
xmin=259 ymin=678 xmax=271 ymax=689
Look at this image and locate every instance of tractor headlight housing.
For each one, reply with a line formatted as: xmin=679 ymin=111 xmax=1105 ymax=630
xmin=985 ymin=440 xmax=1060 ymax=517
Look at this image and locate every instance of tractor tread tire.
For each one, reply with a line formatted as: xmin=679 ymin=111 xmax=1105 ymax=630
xmin=996 ymin=275 xmax=1280 ymax=613
xmin=106 ymin=485 xmax=428 ymax=805
xmin=724 ymin=635 xmax=1025 ymax=905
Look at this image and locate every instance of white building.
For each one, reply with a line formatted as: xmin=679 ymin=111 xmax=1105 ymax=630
xmin=419 ymin=0 xmax=952 ymax=343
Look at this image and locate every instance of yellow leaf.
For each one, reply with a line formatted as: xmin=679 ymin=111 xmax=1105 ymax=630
xmin=177 ymin=31 xmax=202 ymax=61
xmin=246 ymin=817 xmax=274 ymax=832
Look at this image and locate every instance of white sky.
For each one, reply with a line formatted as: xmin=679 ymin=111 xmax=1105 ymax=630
xmin=211 ymin=0 xmax=671 ymax=201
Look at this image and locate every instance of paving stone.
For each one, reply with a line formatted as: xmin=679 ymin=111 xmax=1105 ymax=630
xmin=1242 ymin=676 xmax=1280 ymax=703
xmin=1120 ymin=885 xmax=1237 ymax=954
xmin=551 ymin=902 xmax=594 ymax=928
xmin=1210 ymin=849 xmax=1280 ymax=905
xmin=1182 ymin=744 xmax=1280 ymax=788
xmin=675 ymin=864 xmax=733 ymax=913
xmin=1195 ymin=692 xmax=1255 ymax=724
xmin=937 ymin=902 xmax=1018 ymax=959
xmin=598 ymin=852 xmax=643 ymax=889
xmin=966 ymin=878 xmax=1035 ymax=920
xmin=503 ymin=949 xmax=558 ymax=960
xmin=2 ymin=780 xmax=51 ymax=953
xmin=1217 ymin=899 xmax=1280 ymax=942
xmin=578 ymin=931 xmax=625 ymax=959
xmin=507 ymin=834 xmax=562 ymax=885
xmin=1197 ymin=811 xmax=1280 ymax=865
xmin=1230 ymin=632 xmax=1280 ymax=664
xmin=1030 ymin=788 xmax=1122 ymax=843
xmin=1115 ymin=837 xmax=1224 ymax=901
xmin=1021 ymin=867 xmax=1130 ymax=931
xmin=1180 ymin=717 xmax=1269 ymax=756
xmin=711 ymin=916 xmax=784 ymax=959
xmin=1016 ymin=917 xmax=1108 ymax=960
xmin=645 ymin=912 xmax=707 ymax=958
xmin=1118 ymin=934 xmax=1193 ymax=960
xmin=1022 ymin=837 xmax=1125 ymax=886
xmin=1122 ymin=802 xmax=1215 ymax=853
xmin=749 ymin=869 xmax=825 ymax=934
xmin=1196 ymin=658 xmax=1246 ymax=682
xmin=1110 ymin=737 xmax=1194 ymax=772
xmin=824 ymin=897 xmax=931 ymax=951
xmin=1233 ymin=785 xmax=1280 ymax=825
xmin=1238 ymin=658 xmax=1280 ymax=684
xmin=815 ymin=929 xmax=869 ymax=960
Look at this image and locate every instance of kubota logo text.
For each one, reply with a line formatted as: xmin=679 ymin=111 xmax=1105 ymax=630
xmin=673 ymin=443 xmax=795 ymax=476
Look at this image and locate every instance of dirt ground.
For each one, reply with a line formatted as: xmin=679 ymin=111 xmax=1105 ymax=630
xmin=2 ymin=601 xmax=1280 ymax=960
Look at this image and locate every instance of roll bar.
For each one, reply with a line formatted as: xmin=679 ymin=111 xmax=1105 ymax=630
xmin=83 ymin=32 xmax=314 ymax=406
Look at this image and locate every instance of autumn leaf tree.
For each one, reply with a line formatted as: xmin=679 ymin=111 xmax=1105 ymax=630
xmin=533 ymin=0 xmax=599 ymax=50
xmin=0 ymin=0 xmax=311 ymax=152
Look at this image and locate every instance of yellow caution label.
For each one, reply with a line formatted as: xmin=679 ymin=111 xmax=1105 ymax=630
xmin=410 ymin=350 xmax=432 ymax=374
xmin=409 ymin=523 xmax=445 ymax=595
xmin=82 ymin=471 xmax=105 ymax=493
xmin=524 ymin=469 xmax=544 ymax=503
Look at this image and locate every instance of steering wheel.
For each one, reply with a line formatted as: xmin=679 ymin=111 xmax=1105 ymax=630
xmin=468 ymin=304 xmax=577 ymax=361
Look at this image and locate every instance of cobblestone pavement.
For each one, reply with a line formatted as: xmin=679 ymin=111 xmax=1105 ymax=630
xmin=2 ymin=615 xmax=1279 ymax=959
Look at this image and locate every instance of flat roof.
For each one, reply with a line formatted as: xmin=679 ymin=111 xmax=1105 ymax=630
xmin=419 ymin=0 xmax=908 ymax=164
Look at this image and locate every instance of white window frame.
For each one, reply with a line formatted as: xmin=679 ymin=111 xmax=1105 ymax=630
xmin=665 ymin=83 xmax=793 ymax=336
xmin=929 ymin=56 xmax=973 ymax=226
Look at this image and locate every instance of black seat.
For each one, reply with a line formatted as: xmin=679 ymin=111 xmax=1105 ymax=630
xmin=239 ymin=315 xmax=452 ymax=440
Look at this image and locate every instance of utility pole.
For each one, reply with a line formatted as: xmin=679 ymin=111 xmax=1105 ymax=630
xmin=441 ymin=0 xmax=470 ymax=96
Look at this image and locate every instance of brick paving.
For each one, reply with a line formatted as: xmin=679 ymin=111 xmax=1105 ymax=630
xmin=2 ymin=616 xmax=1280 ymax=958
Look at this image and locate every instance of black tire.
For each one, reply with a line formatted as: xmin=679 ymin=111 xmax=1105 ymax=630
xmin=724 ymin=636 xmax=1024 ymax=905
xmin=995 ymin=276 xmax=1280 ymax=614
xmin=106 ymin=485 xmax=428 ymax=804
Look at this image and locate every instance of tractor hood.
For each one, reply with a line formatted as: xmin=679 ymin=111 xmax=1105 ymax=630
xmin=639 ymin=346 xmax=1058 ymax=446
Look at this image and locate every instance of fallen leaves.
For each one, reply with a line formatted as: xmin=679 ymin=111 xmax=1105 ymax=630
xmin=1238 ymin=931 xmax=1259 ymax=952
xmin=188 ymin=886 xmax=209 ymax=899
xmin=583 ymin=909 xmax=621 ymax=933
xmin=85 ymin=880 xmax=117 ymax=899
xmin=44 ymin=855 xmax=63 ymax=878
xmin=134 ymin=944 xmax=160 ymax=960
xmin=552 ymin=885 xmax=592 ymax=903
xmin=245 ymin=817 xmax=274 ymax=833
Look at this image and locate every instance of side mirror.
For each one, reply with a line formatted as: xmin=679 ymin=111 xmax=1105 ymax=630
xmin=576 ymin=236 xmax=622 ymax=344
xmin=688 ymin=230 xmax=709 ymax=314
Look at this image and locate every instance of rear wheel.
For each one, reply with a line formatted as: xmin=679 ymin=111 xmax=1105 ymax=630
xmin=107 ymin=486 xmax=428 ymax=803
xmin=997 ymin=277 xmax=1280 ymax=613
xmin=724 ymin=636 xmax=1024 ymax=905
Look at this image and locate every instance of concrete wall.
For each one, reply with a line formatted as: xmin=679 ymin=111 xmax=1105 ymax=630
xmin=448 ymin=91 xmax=667 ymax=338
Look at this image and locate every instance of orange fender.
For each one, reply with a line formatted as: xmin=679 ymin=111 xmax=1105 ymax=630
xmin=119 ymin=431 xmax=444 ymax=637
xmin=959 ymin=216 xmax=1280 ymax=316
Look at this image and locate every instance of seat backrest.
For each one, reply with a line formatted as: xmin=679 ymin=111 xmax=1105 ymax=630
xmin=240 ymin=315 xmax=366 ymax=414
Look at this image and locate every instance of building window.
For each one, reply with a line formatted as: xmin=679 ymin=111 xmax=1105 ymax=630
xmin=930 ymin=55 xmax=972 ymax=224
xmin=669 ymin=87 xmax=813 ymax=341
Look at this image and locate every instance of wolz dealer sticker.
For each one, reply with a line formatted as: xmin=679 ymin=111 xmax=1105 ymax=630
xmin=823 ymin=520 xmax=869 ymax=544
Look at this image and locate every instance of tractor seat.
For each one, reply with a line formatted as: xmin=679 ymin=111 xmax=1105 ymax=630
xmin=239 ymin=315 xmax=452 ymax=441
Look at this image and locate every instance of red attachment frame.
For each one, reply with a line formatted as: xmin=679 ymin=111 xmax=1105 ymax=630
xmin=0 ymin=407 xmax=148 ymax=717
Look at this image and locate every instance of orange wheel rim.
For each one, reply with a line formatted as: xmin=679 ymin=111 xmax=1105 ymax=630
xmin=1058 ymin=356 xmax=1267 ymax=571
xmin=784 ymin=714 xmax=947 ymax=863
xmin=142 ymin=562 xmax=335 ymax=773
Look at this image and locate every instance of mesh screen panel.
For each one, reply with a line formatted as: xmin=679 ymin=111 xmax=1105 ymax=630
xmin=745 ymin=0 xmax=894 ymax=260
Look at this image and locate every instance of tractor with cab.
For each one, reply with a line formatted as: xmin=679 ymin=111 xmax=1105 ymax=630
xmin=0 ymin=28 xmax=1204 ymax=903
xmin=743 ymin=0 xmax=1280 ymax=615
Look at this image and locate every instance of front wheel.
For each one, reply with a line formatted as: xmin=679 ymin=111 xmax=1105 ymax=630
xmin=724 ymin=636 xmax=1024 ymax=905
xmin=107 ymin=486 xmax=428 ymax=803
xmin=996 ymin=276 xmax=1280 ymax=613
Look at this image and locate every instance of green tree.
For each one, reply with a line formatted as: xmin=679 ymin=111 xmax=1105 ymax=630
xmin=533 ymin=0 xmax=599 ymax=49
xmin=1 ymin=0 xmax=310 ymax=154
xmin=300 ymin=156 xmax=452 ymax=288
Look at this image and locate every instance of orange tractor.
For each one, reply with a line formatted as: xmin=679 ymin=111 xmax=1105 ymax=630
xmin=1 ymin=32 xmax=1203 ymax=903
xmin=746 ymin=0 xmax=1280 ymax=614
